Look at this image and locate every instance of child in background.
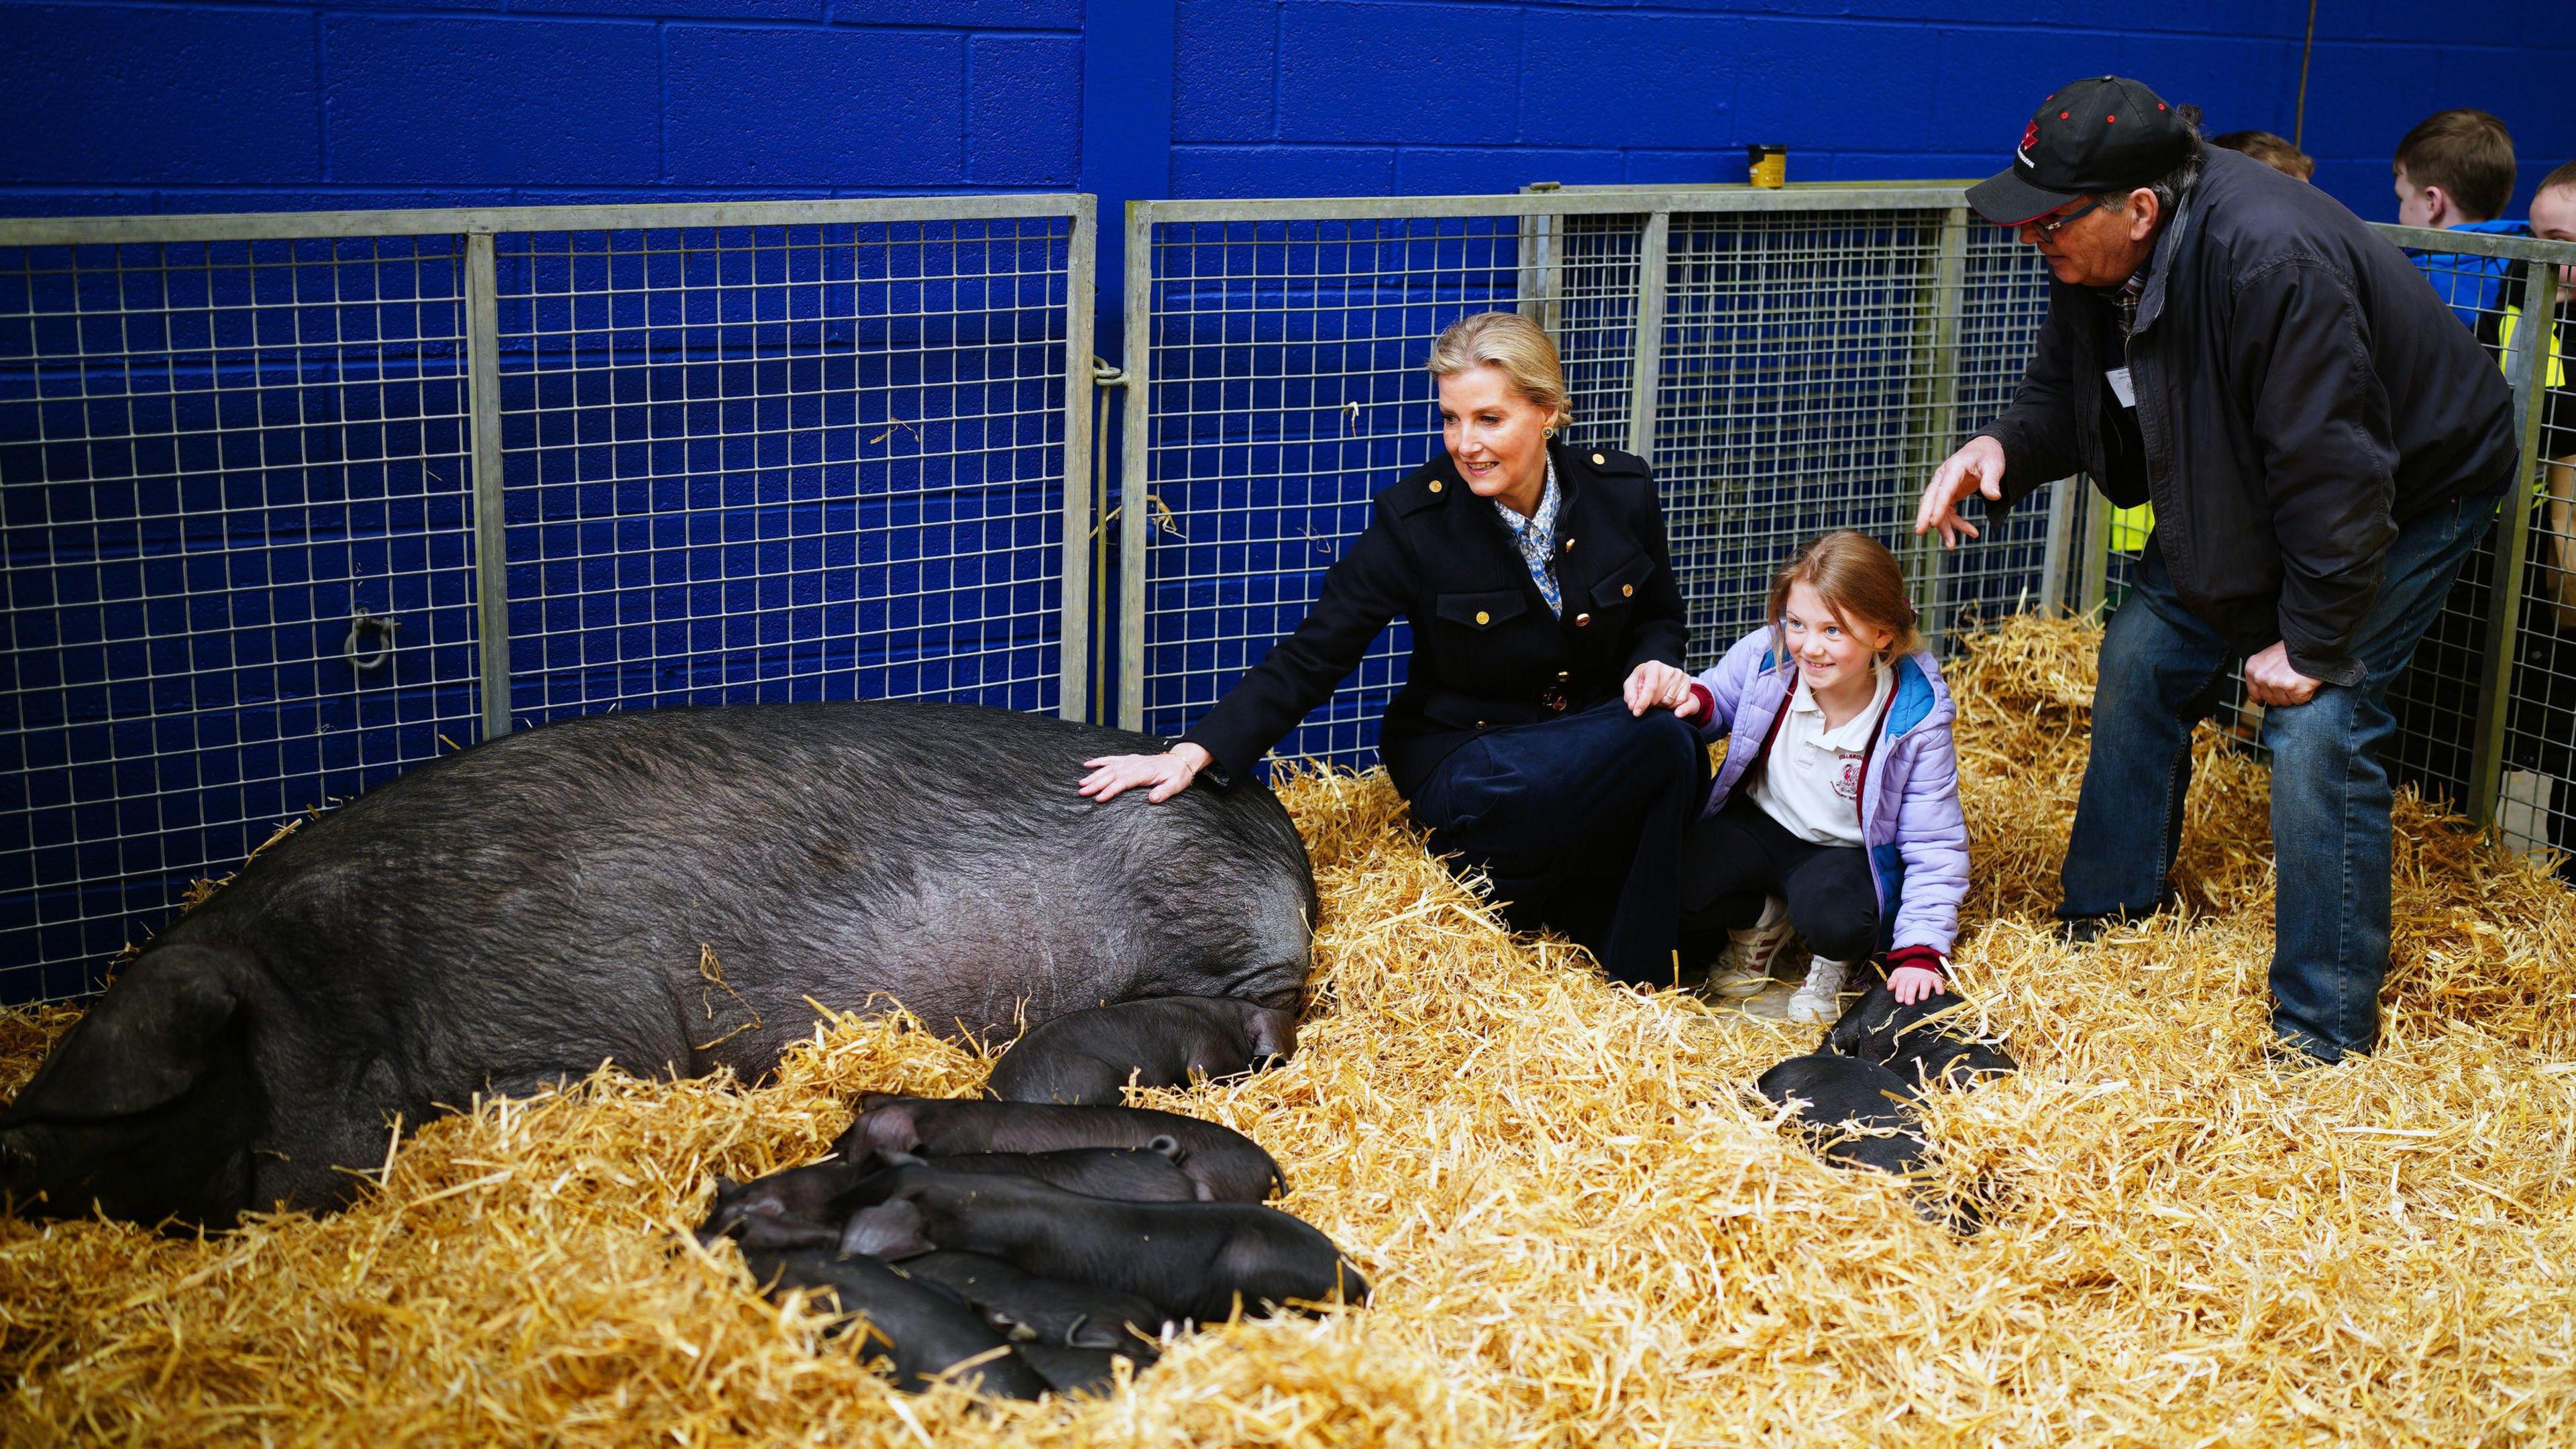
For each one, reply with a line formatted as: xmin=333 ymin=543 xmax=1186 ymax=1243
xmin=2394 ymin=109 xmax=2522 ymax=327
xmin=2386 ymin=161 xmax=2573 ymax=837
xmin=1668 ymin=531 xmax=1968 ymax=1024
xmin=2210 ymin=129 xmax=2314 ymax=180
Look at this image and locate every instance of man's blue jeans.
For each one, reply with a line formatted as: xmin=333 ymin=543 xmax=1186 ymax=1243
xmin=2059 ymin=478 xmax=2508 ymax=1061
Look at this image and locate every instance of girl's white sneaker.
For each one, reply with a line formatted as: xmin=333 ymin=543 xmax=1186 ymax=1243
xmin=1785 ymin=955 xmax=1852 ymax=1024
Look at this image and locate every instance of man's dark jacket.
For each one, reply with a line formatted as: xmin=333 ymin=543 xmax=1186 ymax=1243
xmin=1978 ymin=147 xmax=2520 ymax=684
xmin=1182 ymin=439 xmax=1687 ymax=794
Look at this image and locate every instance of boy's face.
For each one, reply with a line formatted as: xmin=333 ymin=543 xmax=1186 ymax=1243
xmin=2395 ymin=166 xmax=2454 ymax=229
xmin=2532 ymin=186 xmax=2576 ymax=292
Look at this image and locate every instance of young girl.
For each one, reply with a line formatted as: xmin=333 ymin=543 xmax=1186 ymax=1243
xmin=1638 ymin=530 xmax=1969 ymax=1023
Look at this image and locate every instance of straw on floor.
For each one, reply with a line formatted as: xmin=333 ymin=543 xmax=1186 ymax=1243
xmin=5 ymin=614 xmax=2574 ymax=1446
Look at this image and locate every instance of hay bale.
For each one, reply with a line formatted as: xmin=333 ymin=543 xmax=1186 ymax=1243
xmin=5 ymin=615 xmax=2575 ymax=1444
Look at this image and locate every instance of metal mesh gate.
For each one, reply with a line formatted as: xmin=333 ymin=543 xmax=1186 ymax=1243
xmin=1 ymin=197 xmax=1093 ymax=1003
xmin=1117 ymin=187 xmax=2078 ymax=767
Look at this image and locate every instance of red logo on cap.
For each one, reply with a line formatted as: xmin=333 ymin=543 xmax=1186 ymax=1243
xmin=2021 ymin=119 xmax=2040 ymax=151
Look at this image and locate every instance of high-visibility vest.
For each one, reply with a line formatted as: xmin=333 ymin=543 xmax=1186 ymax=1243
xmin=2498 ymin=303 xmax=2568 ymax=391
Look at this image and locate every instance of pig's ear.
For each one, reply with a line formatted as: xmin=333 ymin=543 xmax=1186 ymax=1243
xmin=14 ymin=949 xmax=244 ymax=1120
xmin=838 ymin=1201 xmax=929 ymax=1259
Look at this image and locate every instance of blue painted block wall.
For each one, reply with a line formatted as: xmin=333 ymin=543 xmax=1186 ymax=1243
xmin=3 ymin=2 xmax=2569 ymax=223
xmin=1169 ymin=1 xmax=2575 ymax=223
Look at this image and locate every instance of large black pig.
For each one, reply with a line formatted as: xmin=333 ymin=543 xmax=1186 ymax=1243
xmin=0 ymin=702 xmax=1316 ymax=1226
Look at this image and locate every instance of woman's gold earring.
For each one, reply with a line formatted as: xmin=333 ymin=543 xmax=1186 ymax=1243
xmin=1543 ymin=425 xmax=1556 ymax=439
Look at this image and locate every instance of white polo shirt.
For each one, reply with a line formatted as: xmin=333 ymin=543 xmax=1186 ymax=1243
xmin=1748 ymin=663 xmax=1892 ymax=847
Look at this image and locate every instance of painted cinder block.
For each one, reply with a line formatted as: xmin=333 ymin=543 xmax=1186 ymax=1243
xmin=1734 ymin=17 xmax=1939 ymax=150
xmin=2117 ymin=32 xmax=2300 ymax=136
xmin=830 ymin=0 xmax=1082 ymax=27
xmin=150 ymin=189 xmax=516 ymax=214
xmin=1927 ymin=25 xmax=2128 ymax=156
xmin=323 ymin=16 xmax=661 ymax=185
xmin=1275 ymin=1 xmax=1519 ymax=146
xmin=1175 ymin=0 xmax=1278 ymax=144
xmin=513 ymin=0 xmax=824 ymax=20
xmin=1394 ymin=146 xmax=1621 ymax=195
xmin=664 ymin=25 xmax=967 ymax=186
xmin=1619 ymin=149 xmax=1744 ymax=186
xmin=0 ymin=5 xmax=321 ymax=185
xmin=1519 ymin=11 xmax=1739 ymax=149
xmin=969 ymin=35 xmax=1082 ymax=185
xmin=1171 ymin=144 xmax=1395 ymax=197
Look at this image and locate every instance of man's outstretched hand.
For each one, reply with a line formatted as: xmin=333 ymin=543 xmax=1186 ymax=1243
xmin=1916 ymin=435 xmax=2008 ymax=548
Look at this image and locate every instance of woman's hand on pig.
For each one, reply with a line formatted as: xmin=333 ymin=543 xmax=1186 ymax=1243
xmin=1079 ymin=742 xmax=1212 ymax=804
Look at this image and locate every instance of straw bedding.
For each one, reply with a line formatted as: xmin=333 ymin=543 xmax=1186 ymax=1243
xmin=5 ymin=614 xmax=2575 ymax=1446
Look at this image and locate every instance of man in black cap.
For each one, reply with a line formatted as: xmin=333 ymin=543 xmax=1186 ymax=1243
xmin=1914 ymin=76 xmax=2520 ymax=1065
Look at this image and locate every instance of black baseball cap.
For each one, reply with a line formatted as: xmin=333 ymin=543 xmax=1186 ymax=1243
xmin=1968 ymin=76 xmax=2194 ymax=226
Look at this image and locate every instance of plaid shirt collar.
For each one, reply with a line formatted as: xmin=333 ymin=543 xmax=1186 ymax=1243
xmin=2101 ymin=262 xmax=2151 ymax=341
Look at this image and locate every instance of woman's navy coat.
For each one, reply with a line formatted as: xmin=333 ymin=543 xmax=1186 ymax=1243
xmin=1181 ymin=439 xmax=1688 ymax=793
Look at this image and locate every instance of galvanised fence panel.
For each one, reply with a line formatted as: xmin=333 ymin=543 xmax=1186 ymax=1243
xmin=1 ymin=197 xmax=1092 ymax=1005
xmin=1119 ymin=186 xmax=2071 ymax=773
xmin=1118 ymin=211 xmax=1524 ymax=766
xmin=2367 ymin=225 xmax=2575 ymax=849
xmin=1 ymin=232 xmax=480 ymax=1002
xmin=494 ymin=210 xmax=1088 ymax=726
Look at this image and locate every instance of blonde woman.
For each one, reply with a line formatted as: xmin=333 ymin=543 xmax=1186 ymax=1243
xmin=1080 ymin=311 xmax=1704 ymax=985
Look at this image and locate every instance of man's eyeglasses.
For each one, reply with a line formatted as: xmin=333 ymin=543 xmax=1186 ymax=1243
xmin=2030 ymin=200 xmax=2102 ymax=237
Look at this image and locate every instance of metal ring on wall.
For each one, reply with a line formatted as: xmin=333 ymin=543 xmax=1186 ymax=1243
xmin=345 ymin=610 xmax=400 ymax=674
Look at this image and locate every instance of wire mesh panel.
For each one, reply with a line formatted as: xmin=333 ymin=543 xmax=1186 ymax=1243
xmin=1545 ymin=214 xmax=1646 ymax=455
xmin=1 ymin=233 xmax=479 ymax=1002
xmin=1126 ymin=213 xmax=1527 ymax=764
xmin=2473 ymin=250 xmax=2574 ymax=863
xmin=1938 ymin=223 xmax=2076 ymax=629
xmin=2379 ymin=239 xmax=2567 ymax=825
xmin=1649 ymin=209 xmax=1945 ymax=661
xmin=1 ymin=197 xmax=1090 ymax=1006
xmin=1123 ymin=188 xmax=2062 ymax=774
xmin=496 ymin=215 xmax=1081 ymax=723
xmin=2505 ymin=328 xmax=2576 ymax=865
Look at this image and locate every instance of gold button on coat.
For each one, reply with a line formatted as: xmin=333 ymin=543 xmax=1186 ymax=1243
xmin=1591 ymin=452 xmax=1606 ymax=465
xmin=1474 ymin=610 xmax=1490 ymax=625
xmin=1428 ymin=480 xmax=1442 ymax=493
xmin=1621 ymin=584 xmax=1634 ymax=597
xmin=1574 ymin=612 xmax=1592 ymax=627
